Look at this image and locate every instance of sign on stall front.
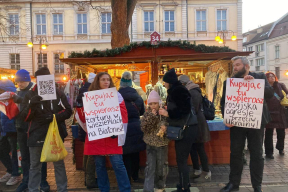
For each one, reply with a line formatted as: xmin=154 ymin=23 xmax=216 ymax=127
xmin=82 ymin=87 xmax=124 ymax=141
xmin=223 ymin=78 xmax=265 ymax=129
xmin=150 ymin=31 xmax=160 ymax=45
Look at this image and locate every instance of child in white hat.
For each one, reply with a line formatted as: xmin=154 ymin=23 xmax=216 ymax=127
xmin=141 ymin=90 xmax=169 ymax=192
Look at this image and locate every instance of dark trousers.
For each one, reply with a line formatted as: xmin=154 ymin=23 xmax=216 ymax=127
xmin=190 ymin=143 xmax=209 ymax=172
xmin=0 ymin=136 xmax=12 ymax=174
xmin=175 ymin=125 xmax=198 ymax=189
xmin=229 ymin=126 xmax=264 ymax=188
xmin=264 ymin=128 xmax=285 ymax=155
xmin=17 ymin=129 xmax=48 ymax=185
xmin=123 ymin=152 xmax=140 ymax=181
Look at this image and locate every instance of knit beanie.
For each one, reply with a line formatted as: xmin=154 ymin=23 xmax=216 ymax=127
xmin=120 ymin=71 xmax=132 ymax=87
xmin=163 ymin=68 xmax=178 ymax=84
xmin=88 ymin=73 xmax=96 ymax=83
xmin=178 ymin=75 xmax=190 ymax=84
xmin=15 ymin=69 xmax=31 ymax=82
xmin=35 ymin=67 xmax=50 ymax=77
xmin=147 ymin=90 xmax=161 ymax=104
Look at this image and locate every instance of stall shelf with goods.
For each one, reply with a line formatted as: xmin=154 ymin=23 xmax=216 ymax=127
xmin=61 ymin=40 xmax=252 ymax=168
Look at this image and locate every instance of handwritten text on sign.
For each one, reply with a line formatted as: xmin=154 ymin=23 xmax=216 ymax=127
xmin=82 ymin=87 xmax=124 ymax=141
xmin=224 ymin=78 xmax=265 ymax=129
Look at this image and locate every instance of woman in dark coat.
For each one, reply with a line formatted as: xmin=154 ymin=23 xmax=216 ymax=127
xmin=179 ymin=75 xmax=211 ymax=182
xmin=159 ymin=69 xmax=198 ymax=192
xmin=118 ymin=71 xmax=145 ymax=182
xmin=264 ymin=72 xmax=288 ymax=159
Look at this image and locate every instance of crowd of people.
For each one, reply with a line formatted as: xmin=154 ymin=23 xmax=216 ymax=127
xmin=0 ymin=55 xmax=287 ymax=192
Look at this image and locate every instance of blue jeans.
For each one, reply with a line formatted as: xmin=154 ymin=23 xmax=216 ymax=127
xmin=94 ymin=155 xmax=130 ymax=192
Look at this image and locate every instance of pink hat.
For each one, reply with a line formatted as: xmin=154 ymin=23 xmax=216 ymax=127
xmin=148 ymin=90 xmax=161 ymax=104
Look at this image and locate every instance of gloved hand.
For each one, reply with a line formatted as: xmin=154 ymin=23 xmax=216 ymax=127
xmin=110 ymin=135 xmax=117 ymax=139
xmin=29 ymin=95 xmax=42 ymax=107
xmin=38 ymin=113 xmax=53 ymax=124
xmin=12 ymin=94 xmax=23 ymax=104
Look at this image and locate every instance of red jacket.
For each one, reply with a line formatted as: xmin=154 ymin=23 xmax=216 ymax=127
xmin=82 ymin=92 xmax=128 ymax=155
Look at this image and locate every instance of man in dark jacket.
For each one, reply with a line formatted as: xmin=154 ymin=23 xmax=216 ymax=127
xmin=12 ymin=69 xmax=50 ymax=192
xmin=220 ymin=56 xmax=274 ymax=192
xmin=20 ymin=67 xmax=72 ymax=192
xmin=76 ymin=72 xmax=98 ymax=189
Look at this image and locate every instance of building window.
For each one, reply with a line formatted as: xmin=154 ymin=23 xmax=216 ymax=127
xmin=248 ymin=46 xmax=253 ymax=51
xmin=243 ymin=47 xmax=247 ymax=51
xmin=164 ymin=11 xmax=175 ymax=32
xmin=217 ymin=10 xmax=227 ymax=31
xmin=77 ymin=13 xmax=87 ymax=34
xmin=256 ymin=58 xmax=264 ymax=66
xmin=9 ymin=14 xmax=19 ymax=35
xmin=275 ymin=67 xmax=280 ymax=79
xmin=275 ymin=45 xmax=280 ymax=59
xmin=144 ymin=11 xmax=154 ymax=32
xmin=256 ymin=44 xmax=264 ymax=52
xmin=54 ymin=53 xmax=64 ymax=74
xmin=37 ymin=54 xmax=47 ymax=69
xmin=249 ymin=60 xmax=253 ymax=66
xmin=243 ymin=37 xmax=247 ymax=43
xmin=196 ymin=10 xmax=206 ymax=31
xmin=101 ymin=13 xmax=111 ymax=34
xmin=10 ymin=54 xmax=20 ymax=70
xmin=53 ymin=14 xmax=63 ymax=35
xmin=36 ymin=14 xmax=46 ymax=35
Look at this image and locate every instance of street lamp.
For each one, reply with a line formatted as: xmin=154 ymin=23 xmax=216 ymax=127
xmin=215 ymin=30 xmax=237 ymax=46
xmin=27 ymin=36 xmax=48 ymax=66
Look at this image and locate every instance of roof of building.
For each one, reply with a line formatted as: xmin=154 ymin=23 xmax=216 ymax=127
xmin=269 ymin=14 xmax=288 ymax=39
xmin=243 ymin=22 xmax=274 ymax=46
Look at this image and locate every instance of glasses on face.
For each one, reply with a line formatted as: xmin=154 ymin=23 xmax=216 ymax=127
xmin=268 ymin=76 xmax=275 ymax=79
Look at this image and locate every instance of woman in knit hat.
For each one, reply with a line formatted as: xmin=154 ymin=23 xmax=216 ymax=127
xmin=118 ymin=71 xmax=145 ymax=182
xmin=159 ymin=68 xmax=198 ymax=192
xmin=141 ymin=90 xmax=169 ymax=192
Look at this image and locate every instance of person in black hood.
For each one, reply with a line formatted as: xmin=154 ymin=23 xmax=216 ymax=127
xmin=20 ymin=67 xmax=72 ymax=192
xmin=159 ymin=68 xmax=198 ymax=192
xmin=118 ymin=71 xmax=145 ymax=182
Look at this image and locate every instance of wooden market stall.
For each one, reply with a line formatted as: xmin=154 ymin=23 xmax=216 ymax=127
xmin=61 ymin=42 xmax=252 ymax=168
xmin=0 ymin=68 xmax=18 ymax=82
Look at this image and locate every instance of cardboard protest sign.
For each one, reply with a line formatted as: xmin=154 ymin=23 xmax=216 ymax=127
xmin=223 ymin=78 xmax=265 ymax=129
xmin=37 ymin=75 xmax=57 ymax=100
xmin=82 ymin=87 xmax=125 ymax=141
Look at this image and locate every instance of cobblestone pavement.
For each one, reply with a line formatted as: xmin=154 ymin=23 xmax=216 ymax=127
xmin=1 ymin=131 xmax=288 ymax=191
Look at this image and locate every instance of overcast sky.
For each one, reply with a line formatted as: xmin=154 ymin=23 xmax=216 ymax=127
xmin=242 ymin=0 xmax=288 ymax=33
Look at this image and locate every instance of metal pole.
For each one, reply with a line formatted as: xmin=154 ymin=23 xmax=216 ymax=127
xmin=40 ymin=37 xmax=42 ymax=66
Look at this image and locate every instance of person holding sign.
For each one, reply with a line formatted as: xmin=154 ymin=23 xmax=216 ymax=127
xmin=82 ymin=72 xmax=131 ymax=192
xmin=20 ymin=67 xmax=72 ymax=192
xmin=264 ymin=72 xmax=288 ymax=159
xmin=220 ymin=56 xmax=274 ymax=192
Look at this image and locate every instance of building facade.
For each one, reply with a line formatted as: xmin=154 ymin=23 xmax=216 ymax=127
xmin=0 ymin=0 xmax=243 ymax=80
xmin=243 ymin=13 xmax=288 ymax=85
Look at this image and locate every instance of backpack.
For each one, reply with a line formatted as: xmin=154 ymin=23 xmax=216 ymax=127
xmin=201 ymin=95 xmax=215 ymax=120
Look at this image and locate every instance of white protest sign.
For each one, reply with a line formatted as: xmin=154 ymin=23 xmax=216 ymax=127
xmin=223 ymin=78 xmax=265 ymax=129
xmin=82 ymin=87 xmax=124 ymax=141
xmin=37 ymin=75 xmax=57 ymax=100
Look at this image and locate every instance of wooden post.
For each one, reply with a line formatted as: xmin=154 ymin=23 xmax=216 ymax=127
xmin=151 ymin=60 xmax=158 ymax=85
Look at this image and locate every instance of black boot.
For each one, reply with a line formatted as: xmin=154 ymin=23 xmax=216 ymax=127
xmin=254 ymin=186 xmax=263 ymax=192
xmin=279 ymin=150 xmax=285 ymax=156
xmin=220 ymin=182 xmax=239 ymax=192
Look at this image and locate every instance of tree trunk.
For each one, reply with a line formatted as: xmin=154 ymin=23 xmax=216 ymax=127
xmin=111 ymin=0 xmax=137 ymax=49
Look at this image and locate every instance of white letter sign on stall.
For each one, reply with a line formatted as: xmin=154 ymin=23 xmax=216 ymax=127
xmin=82 ymin=87 xmax=125 ymax=141
xmin=37 ymin=75 xmax=57 ymax=101
xmin=223 ymin=78 xmax=265 ymax=129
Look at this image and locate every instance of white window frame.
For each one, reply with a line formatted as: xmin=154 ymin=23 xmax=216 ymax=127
xmin=54 ymin=53 xmax=64 ymax=74
xmin=77 ymin=13 xmax=88 ymax=34
xmin=164 ymin=10 xmax=175 ymax=32
xmin=37 ymin=53 xmax=48 ymax=69
xmin=35 ymin=14 xmax=46 ymax=35
xmin=10 ymin=54 xmax=20 ymax=70
xmin=196 ymin=10 xmax=207 ymax=32
xmin=143 ymin=11 xmax=154 ymax=32
xmin=101 ymin=12 xmax=112 ymax=34
xmin=256 ymin=58 xmax=264 ymax=66
xmin=8 ymin=14 xmax=19 ymax=35
xmin=256 ymin=44 xmax=264 ymax=52
xmin=216 ymin=9 xmax=227 ymax=31
xmin=52 ymin=13 xmax=63 ymax=35
xmin=248 ymin=46 xmax=253 ymax=51
xmin=275 ymin=45 xmax=280 ymax=59
xmin=249 ymin=60 xmax=253 ymax=66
